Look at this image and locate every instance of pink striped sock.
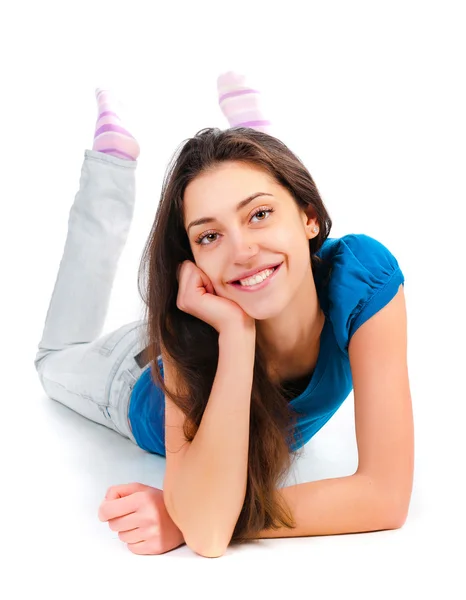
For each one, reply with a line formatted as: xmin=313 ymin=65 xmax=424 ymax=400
xmin=92 ymin=89 xmax=140 ymax=161
xmin=217 ymin=72 xmax=272 ymax=134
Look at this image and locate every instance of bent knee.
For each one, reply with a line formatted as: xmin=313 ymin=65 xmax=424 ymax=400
xmin=33 ymin=348 xmax=53 ymax=382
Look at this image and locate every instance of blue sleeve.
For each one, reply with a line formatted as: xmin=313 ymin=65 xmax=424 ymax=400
xmin=327 ymin=234 xmax=405 ymax=354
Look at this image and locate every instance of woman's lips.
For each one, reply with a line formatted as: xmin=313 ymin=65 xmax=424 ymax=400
xmin=229 ymin=262 xmax=283 ymax=292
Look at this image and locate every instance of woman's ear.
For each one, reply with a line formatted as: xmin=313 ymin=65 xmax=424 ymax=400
xmin=301 ymin=208 xmax=319 ymax=240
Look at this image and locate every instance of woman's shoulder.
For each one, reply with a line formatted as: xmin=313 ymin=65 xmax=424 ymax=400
xmin=317 ymin=233 xmax=400 ymax=267
xmin=316 ymin=233 xmax=405 ymax=353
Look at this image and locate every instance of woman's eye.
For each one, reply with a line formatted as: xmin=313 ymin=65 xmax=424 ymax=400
xmin=195 ymin=207 xmax=274 ymax=246
xmin=195 ymin=232 xmax=218 ymax=245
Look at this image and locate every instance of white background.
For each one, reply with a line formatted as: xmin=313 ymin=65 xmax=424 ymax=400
xmin=1 ymin=0 xmax=465 ymax=598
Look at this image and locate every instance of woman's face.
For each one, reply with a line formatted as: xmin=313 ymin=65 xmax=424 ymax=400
xmin=183 ymin=161 xmax=318 ymax=320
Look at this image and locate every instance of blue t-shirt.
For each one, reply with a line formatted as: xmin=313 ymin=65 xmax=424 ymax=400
xmin=128 ymin=233 xmax=405 ymax=456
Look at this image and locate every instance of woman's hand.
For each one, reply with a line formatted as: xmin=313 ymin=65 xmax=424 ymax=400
xmin=176 ymin=260 xmax=255 ymax=334
xmin=98 ymin=482 xmax=185 ymax=555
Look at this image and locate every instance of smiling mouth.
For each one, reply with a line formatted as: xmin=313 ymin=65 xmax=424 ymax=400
xmin=232 ymin=263 xmax=282 ymax=285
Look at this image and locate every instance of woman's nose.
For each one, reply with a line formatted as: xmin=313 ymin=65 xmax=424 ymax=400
xmin=230 ymin=235 xmax=258 ymax=260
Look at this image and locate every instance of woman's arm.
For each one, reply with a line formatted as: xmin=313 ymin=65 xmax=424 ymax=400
xmin=245 ymin=473 xmax=406 ymax=541
xmin=247 ymin=285 xmax=413 ymax=541
xmin=165 ymin=324 xmax=256 ymax=557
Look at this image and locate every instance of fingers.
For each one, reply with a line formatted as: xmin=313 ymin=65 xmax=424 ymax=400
xmin=126 ymin=540 xmax=158 ymax=555
xmin=177 ymin=260 xmax=214 ymax=295
xmin=105 ymin=482 xmax=147 ymax=500
xmin=107 ymin=511 xmax=142 ymax=533
xmin=98 ymin=489 xmax=142 ymax=522
xmin=118 ymin=524 xmax=159 ymax=544
xmin=197 ymin=267 xmax=214 ymax=294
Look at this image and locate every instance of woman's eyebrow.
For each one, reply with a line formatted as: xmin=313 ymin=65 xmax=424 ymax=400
xmin=187 ymin=192 xmax=274 ymax=233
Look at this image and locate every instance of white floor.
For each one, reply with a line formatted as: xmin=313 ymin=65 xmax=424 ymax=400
xmin=6 ymin=357 xmax=465 ymax=598
xmin=3 ymin=2 xmax=465 ymax=598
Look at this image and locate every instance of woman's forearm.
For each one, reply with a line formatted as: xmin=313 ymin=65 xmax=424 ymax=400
xmin=169 ymin=324 xmax=256 ymax=555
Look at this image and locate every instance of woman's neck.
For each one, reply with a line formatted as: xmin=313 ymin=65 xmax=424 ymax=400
xmin=256 ymin=270 xmax=325 ymax=383
xmin=264 ymin=308 xmax=325 ymax=383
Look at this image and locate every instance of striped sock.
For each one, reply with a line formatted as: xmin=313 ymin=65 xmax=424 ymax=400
xmin=92 ymin=89 xmax=140 ymax=161
xmin=217 ymin=71 xmax=272 ymax=134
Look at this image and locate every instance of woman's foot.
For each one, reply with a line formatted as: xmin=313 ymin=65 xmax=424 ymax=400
xmin=217 ymin=71 xmax=272 ymax=134
xmin=92 ymin=89 xmax=140 ymax=161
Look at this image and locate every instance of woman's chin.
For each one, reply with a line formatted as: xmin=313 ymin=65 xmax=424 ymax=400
xmin=242 ymin=304 xmax=282 ymax=322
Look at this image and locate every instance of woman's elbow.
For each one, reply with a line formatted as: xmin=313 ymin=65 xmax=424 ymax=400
xmin=189 ymin=537 xmax=229 ymax=558
xmin=184 ymin=527 xmax=232 ymax=558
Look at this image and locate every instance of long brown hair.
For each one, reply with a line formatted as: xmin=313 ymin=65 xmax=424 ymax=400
xmin=137 ymin=127 xmax=332 ymax=544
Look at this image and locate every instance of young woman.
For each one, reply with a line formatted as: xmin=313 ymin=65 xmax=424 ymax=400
xmin=34 ymin=72 xmax=414 ymax=558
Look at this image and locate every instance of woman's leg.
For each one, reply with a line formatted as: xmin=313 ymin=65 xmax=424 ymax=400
xmin=34 ymin=146 xmax=145 ymax=441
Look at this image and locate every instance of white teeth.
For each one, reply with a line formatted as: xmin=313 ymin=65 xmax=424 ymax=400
xmin=239 ymin=267 xmax=274 ymax=286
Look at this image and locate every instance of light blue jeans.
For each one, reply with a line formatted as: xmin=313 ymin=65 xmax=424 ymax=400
xmin=34 ymin=149 xmax=153 ymax=446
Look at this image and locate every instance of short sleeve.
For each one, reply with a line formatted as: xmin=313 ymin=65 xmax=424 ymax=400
xmin=325 ymin=234 xmax=405 ymax=354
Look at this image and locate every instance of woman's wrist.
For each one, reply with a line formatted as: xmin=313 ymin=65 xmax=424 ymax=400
xmin=218 ymin=318 xmax=256 ymax=343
